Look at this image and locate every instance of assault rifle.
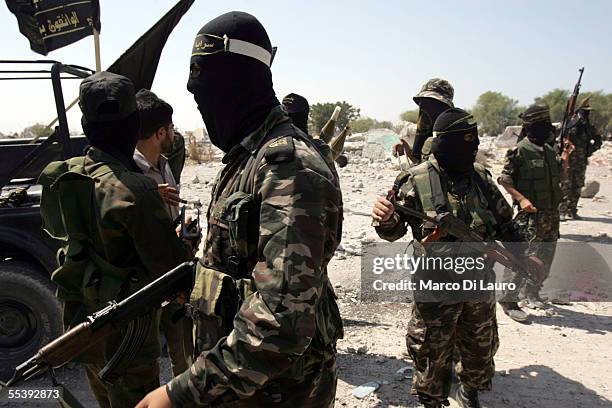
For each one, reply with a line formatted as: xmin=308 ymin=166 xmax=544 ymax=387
xmin=392 ymin=203 xmax=544 ymax=285
xmin=1 ymin=261 xmax=196 ymax=389
xmin=558 ymin=67 xmax=585 ymax=174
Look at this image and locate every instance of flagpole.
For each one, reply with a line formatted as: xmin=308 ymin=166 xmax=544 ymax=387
xmin=93 ymin=28 xmax=101 ymax=72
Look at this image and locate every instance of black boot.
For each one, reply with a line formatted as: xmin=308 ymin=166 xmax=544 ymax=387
xmin=453 ymin=385 xmax=481 ymax=408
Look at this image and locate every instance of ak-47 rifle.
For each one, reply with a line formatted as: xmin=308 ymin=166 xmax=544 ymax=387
xmin=1 ymin=261 xmax=196 ymax=390
xmin=392 ymin=203 xmax=545 ymax=285
xmin=558 ymin=67 xmax=585 ymax=174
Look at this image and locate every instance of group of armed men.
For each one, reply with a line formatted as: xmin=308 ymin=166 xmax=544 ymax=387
xmin=35 ymin=9 xmax=604 ymax=408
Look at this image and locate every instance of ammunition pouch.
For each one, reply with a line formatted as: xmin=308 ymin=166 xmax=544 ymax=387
xmin=190 ymin=262 xmax=242 ymax=354
xmin=219 ymin=191 xmax=258 ymax=263
xmin=515 ymin=139 xmax=561 ymax=210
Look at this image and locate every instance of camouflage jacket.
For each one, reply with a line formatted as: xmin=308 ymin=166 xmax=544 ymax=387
xmin=498 ymin=139 xmax=562 ymax=210
xmin=375 ymin=159 xmax=516 ymax=243
xmin=38 ymin=147 xmax=192 ymax=364
xmin=568 ymin=121 xmax=603 ymax=157
xmin=167 ymin=106 xmax=344 ymax=406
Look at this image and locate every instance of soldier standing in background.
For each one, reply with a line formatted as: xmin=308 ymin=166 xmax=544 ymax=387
xmin=498 ymin=104 xmax=561 ymax=315
xmin=282 ymin=92 xmax=310 ymax=134
xmin=283 ymin=92 xmax=350 ymax=168
xmin=38 ymin=72 xmax=192 ymax=408
xmin=372 ymin=108 xmax=534 ymax=408
xmin=560 ymin=99 xmax=603 ymax=220
xmin=394 ymin=78 xmax=455 ymax=163
xmin=133 ymin=89 xmax=194 ymax=378
xmin=137 ymin=11 xmax=343 ymax=408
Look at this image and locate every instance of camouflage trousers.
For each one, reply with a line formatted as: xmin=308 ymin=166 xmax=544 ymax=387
xmin=561 ymin=150 xmax=588 ymax=215
xmin=504 ymin=209 xmax=559 ymax=297
xmin=406 ymin=301 xmax=499 ymax=405
xmin=84 ymin=362 xmax=160 ymax=408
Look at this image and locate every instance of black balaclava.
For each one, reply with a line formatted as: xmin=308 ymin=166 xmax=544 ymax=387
xmin=187 ymin=11 xmax=279 ymax=153
xmin=520 ymin=104 xmax=553 ymax=147
xmin=82 ymin=111 xmax=141 ymax=169
xmin=282 ymin=93 xmax=309 ymax=134
xmin=430 ymin=108 xmax=479 ymax=178
xmin=418 ymin=97 xmax=450 ymax=124
xmin=577 ymin=108 xmax=591 ymax=122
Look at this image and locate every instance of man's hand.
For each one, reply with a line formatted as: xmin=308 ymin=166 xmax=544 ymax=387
xmin=135 ymin=385 xmax=172 ymax=408
xmin=527 ymin=255 xmax=546 ymax=284
xmin=159 ymin=184 xmax=182 ymax=207
xmin=372 ymin=196 xmax=395 ymax=222
xmin=392 ymin=143 xmax=405 ymax=158
xmin=519 ymin=198 xmax=537 ymax=213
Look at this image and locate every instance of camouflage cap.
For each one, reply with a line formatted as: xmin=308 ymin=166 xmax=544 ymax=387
xmin=413 ymin=78 xmax=454 ymax=107
xmin=79 ymin=72 xmax=138 ymax=122
xmin=520 ymin=103 xmax=551 ymax=126
xmin=577 ymin=95 xmax=595 ymax=111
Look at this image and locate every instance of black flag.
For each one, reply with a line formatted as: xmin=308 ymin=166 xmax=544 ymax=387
xmin=107 ymin=0 xmax=194 ymax=91
xmin=6 ymin=0 xmax=101 ymax=56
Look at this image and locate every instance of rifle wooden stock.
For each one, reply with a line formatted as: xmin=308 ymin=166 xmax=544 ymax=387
xmin=5 ymin=261 xmax=195 ymax=387
xmin=39 ymin=322 xmax=114 ymax=368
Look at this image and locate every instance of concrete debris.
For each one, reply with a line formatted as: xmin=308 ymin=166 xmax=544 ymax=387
xmin=352 ymin=381 xmax=380 ymax=399
xmin=581 ymin=180 xmax=600 ymax=198
xmin=497 ymin=126 xmax=521 ymax=148
xmin=361 ymin=143 xmax=388 ymax=161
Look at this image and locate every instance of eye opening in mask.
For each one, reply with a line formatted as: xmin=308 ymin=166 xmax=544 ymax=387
xmin=190 ymin=62 xmax=201 ymax=79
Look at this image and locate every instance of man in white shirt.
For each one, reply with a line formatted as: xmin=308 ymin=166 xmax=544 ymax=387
xmin=134 ymin=89 xmax=194 ymax=377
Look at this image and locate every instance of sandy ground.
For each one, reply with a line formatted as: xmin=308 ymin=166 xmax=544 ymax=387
xmin=3 ymin=141 xmax=611 ymax=408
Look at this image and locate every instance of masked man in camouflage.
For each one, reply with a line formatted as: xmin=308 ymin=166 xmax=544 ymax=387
xmin=560 ymin=99 xmax=603 ymax=220
xmin=137 ymin=11 xmax=343 ymax=408
xmin=372 ymin=108 xmax=538 ymax=408
xmin=394 ymin=78 xmax=454 ymax=163
xmin=498 ymin=104 xmax=561 ymax=314
xmin=38 ymin=72 xmax=193 ymax=408
xmin=282 ymin=92 xmax=349 ymax=168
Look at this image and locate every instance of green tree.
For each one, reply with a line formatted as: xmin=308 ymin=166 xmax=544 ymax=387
xmin=535 ymin=89 xmax=612 ymax=134
xmin=534 ymin=89 xmax=569 ymax=123
xmin=20 ymin=123 xmax=53 ymax=139
xmin=471 ymin=91 xmax=521 ymax=136
xmin=400 ymin=110 xmax=419 ymax=123
xmin=309 ymin=101 xmax=360 ymax=135
xmin=351 ymin=117 xmax=394 ymax=133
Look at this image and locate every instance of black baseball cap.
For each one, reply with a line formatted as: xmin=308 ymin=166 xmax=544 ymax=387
xmin=79 ymin=72 xmax=138 ymax=122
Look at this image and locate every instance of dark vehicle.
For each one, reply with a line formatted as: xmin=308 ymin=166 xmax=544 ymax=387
xmin=0 ymin=60 xmax=93 ymax=380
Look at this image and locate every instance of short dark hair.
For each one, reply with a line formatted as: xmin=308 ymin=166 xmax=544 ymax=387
xmin=136 ymin=89 xmax=173 ymax=140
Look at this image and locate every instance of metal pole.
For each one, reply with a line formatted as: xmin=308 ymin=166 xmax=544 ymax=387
xmin=93 ymin=29 xmax=101 ymax=72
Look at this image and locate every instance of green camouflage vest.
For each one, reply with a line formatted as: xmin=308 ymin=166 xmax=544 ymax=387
xmin=401 ymin=160 xmax=499 ymax=237
xmin=514 ymin=139 xmax=561 ymax=210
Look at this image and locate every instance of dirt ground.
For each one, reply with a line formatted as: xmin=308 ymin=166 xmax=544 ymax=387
xmin=3 ymin=141 xmax=611 ymax=408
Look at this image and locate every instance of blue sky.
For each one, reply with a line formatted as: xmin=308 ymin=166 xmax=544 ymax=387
xmin=1 ymin=0 xmax=611 ymax=133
